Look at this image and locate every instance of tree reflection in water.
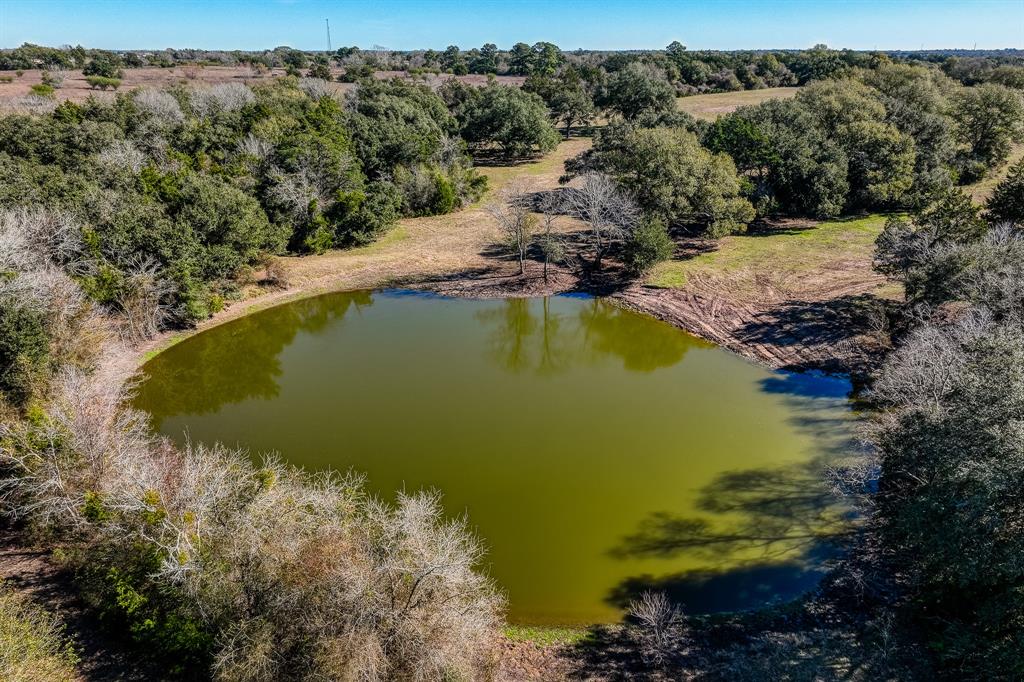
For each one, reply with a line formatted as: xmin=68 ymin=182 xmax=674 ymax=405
xmin=475 ymin=296 xmax=704 ymax=375
xmin=135 ymin=291 xmax=372 ymax=424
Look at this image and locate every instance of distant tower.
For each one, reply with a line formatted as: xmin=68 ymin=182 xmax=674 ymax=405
xmin=326 ymin=19 xmax=332 ymax=52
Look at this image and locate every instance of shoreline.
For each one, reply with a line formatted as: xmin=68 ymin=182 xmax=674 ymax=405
xmin=134 ymin=267 xmax=869 ymax=378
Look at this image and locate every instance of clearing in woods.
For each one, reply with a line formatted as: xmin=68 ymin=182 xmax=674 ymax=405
xmin=676 ymin=86 xmax=801 ymax=120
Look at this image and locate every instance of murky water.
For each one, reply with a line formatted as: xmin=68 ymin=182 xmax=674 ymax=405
xmin=135 ymin=290 xmax=856 ymax=624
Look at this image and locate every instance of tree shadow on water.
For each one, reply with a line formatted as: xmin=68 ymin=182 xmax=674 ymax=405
xmin=558 ymin=459 xmax=865 ymax=679
xmin=606 ymin=560 xmax=831 ymax=615
xmin=759 ymin=370 xmax=852 ymax=400
xmin=607 ymin=456 xmax=859 ymax=614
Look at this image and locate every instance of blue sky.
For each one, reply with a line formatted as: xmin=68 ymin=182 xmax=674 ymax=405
xmin=1 ymin=0 xmax=1021 ymax=51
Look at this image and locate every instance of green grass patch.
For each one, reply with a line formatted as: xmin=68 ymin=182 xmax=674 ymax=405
xmin=503 ymin=624 xmax=591 ymax=647
xmin=0 ymin=584 xmax=79 ymax=681
xmin=348 ymin=224 xmax=410 ymax=254
xmin=141 ymin=334 xmax=185 ymax=363
xmin=647 ymin=214 xmax=889 ymax=291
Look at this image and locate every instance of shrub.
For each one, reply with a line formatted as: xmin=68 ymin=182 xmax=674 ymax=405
xmin=85 ymin=76 xmax=121 ymax=90
xmin=0 ymin=297 xmax=50 ymax=407
xmin=0 ymin=585 xmax=79 ymax=682
xmin=623 ymin=217 xmax=674 ymax=274
xmin=337 ymin=63 xmax=373 ymax=82
xmin=133 ymin=88 xmax=185 ymax=127
xmin=626 ymin=591 xmax=687 ymax=668
xmin=189 ymin=82 xmax=255 ymax=117
xmin=82 ymin=56 xmax=121 ymax=79
xmin=986 ymin=157 xmax=1024 ymax=225
xmin=307 ymin=59 xmax=331 ymax=80
xmin=29 ymin=83 xmax=54 ymax=98
xmin=40 ymin=69 xmax=67 ymax=88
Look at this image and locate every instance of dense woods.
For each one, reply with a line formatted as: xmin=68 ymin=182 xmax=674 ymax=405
xmin=1 ymin=37 xmax=1024 ymax=680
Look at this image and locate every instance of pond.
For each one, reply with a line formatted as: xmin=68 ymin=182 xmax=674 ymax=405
xmin=135 ymin=290 xmax=856 ymax=625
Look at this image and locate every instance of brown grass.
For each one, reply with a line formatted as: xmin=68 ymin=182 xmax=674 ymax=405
xmin=676 ymin=87 xmax=800 ymax=121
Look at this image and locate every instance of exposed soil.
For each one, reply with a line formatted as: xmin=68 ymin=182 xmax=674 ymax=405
xmin=614 ymin=231 xmax=891 ymax=377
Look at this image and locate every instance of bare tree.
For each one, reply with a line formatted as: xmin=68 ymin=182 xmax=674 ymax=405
xmin=487 ymin=184 xmax=536 ymax=276
xmin=298 ymin=77 xmax=332 ymax=100
xmin=537 ymin=193 xmax=565 ymax=283
xmin=561 ymin=172 xmax=639 ymax=268
xmin=191 ymin=83 xmax=255 ymax=118
xmin=134 ymin=88 xmax=185 ymax=127
xmin=97 ymin=140 xmax=146 ymax=174
xmin=42 ymin=68 xmax=68 ymax=89
xmin=627 ymin=591 xmax=688 ymax=668
xmin=115 ymin=256 xmax=177 ymax=343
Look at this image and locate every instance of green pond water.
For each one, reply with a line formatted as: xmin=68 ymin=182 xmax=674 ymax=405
xmin=135 ymin=290 xmax=856 ymax=625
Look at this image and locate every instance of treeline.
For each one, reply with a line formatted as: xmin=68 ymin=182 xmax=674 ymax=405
xmin=559 ymin=61 xmax=1022 ymax=246
xmin=850 ymin=157 xmax=1024 ymax=677
xmin=5 ymin=41 xmax=1024 ymax=94
xmin=0 ymin=77 xmax=490 ymax=327
xmin=5 ymin=51 xmax=1021 ymax=317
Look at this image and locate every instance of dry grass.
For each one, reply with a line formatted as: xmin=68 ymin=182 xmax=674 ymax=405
xmin=276 ymin=138 xmax=589 ymax=289
xmin=676 ymin=87 xmax=800 ymax=121
xmin=0 ymin=585 xmax=78 ymax=682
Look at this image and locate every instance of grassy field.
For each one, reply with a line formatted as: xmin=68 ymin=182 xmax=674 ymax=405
xmin=646 ymin=214 xmax=895 ymax=300
xmin=676 ymin=87 xmax=800 ymax=121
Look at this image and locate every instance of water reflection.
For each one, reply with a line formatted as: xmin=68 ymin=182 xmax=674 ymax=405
xmin=135 ymin=291 xmax=372 ymax=424
xmin=578 ymin=298 xmax=707 ymax=372
xmin=136 ymin=289 xmax=858 ymax=623
xmin=475 ymin=296 xmax=704 ymax=375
